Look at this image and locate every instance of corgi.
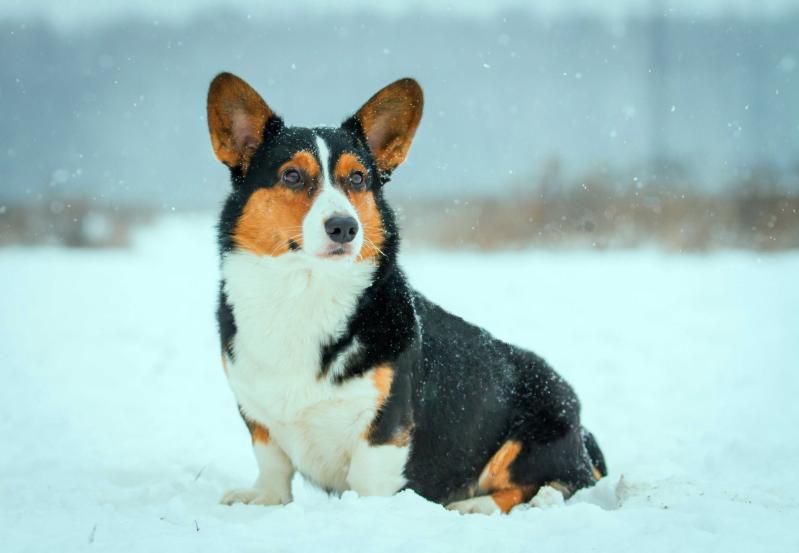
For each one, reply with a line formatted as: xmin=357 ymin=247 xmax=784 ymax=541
xmin=207 ymin=72 xmax=606 ymax=514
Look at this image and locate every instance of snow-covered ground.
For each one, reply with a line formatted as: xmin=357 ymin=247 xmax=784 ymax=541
xmin=2 ymin=215 xmax=798 ymax=552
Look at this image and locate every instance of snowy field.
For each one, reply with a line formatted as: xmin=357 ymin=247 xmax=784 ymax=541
xmin=2 ymin=215 xmax=798 ymax=552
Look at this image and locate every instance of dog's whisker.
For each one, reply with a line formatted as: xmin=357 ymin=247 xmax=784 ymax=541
xmin=363 ymin=237 xmax=387 ymax=258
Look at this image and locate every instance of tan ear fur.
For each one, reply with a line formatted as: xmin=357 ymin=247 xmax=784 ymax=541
xmin=354 ymin=78 xmax=423 ymax=173
xmin=207 ymin=72 xmax=274 ymax=171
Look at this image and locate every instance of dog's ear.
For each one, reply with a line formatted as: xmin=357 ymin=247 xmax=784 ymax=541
xmin=207 ymin=72 xmax=275 ymax=171
xmin=350 ymin=78 xmax=423 ymax=174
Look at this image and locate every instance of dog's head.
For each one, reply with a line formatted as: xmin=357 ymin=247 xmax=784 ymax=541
xmin=208 ymin=73 xmax=423 ymax=262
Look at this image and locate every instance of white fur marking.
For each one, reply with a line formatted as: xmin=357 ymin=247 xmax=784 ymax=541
xmin=347 ymin=441 xmax=409 ymax=496
xmin=328 ymin=338 xmax=362 ymax=379
xmin=221 ymin=440 xmax=293 ymax=506
xmin=222 ymin=250 xmax=393 ymax=492
xmin=530 ymin=485 xmax=566 ymax=508
xmin=315 ymin=135 xmax=333 ymax=188
xmin=447 ymin=496 xmax=501 ymax=515
xmin=301 ymin=135 xmax=364 ymax=258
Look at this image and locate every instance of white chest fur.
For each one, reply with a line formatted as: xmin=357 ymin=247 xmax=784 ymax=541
xmin=221 ymin=251 xmax=379 ymax=491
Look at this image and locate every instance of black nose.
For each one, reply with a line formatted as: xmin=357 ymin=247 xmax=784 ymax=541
xmin=324 ymin=216 xmax=359 ymax=244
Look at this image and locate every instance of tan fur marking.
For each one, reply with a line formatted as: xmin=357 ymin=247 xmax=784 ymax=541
xmin=478 ymin=440 xmax=523 ymax=491
xmin=350 ymin=190 xmax=385 ymax=261
xmin=233 ymin=165 xmax=318 ymax=256
xmin=491 ymin=485 xmax=539 ymax=513
xmin=372 ymin=365 xmax=394 ymax=408
xmin=281 ymin=150 xmax=320 ymax=182
xmin=221 ymin=354 xmax=228 ymax=376
xmin=249 ymin=422 xmax=270 ymax=445
xmin=491 ymin=488 xmax=524 ymax=514
xmin=334 ymin=152 xmax=367 ymax=182
xmin=592 ymin=467 xmax=603 ymax=481
xmin=362 ymin=365 xmax=396 ymax=441
xmin=241 ymin=414 xmax=271 ymax=446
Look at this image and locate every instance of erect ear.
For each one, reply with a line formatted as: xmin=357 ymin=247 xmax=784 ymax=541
xmin=351 ymin=78 xmax=423 ymax=174
xmin=207 ymin=72 xmax=275 ymax=171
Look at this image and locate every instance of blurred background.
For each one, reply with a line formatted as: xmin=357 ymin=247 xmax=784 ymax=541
xmin=3 ymin=4 xmax=799 ymax=545
xmin=1 ymin=0 xmax=797 ymax=250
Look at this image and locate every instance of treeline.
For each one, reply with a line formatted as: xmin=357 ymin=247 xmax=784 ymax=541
xmin=3 ymin=171 xmax=797 ymax=251
xmin=395 ymin=163 xmax=799 ymax=251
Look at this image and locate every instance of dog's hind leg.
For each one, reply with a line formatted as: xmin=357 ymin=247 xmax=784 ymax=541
xmin=448 ymin=424 xmax=599 ymax=515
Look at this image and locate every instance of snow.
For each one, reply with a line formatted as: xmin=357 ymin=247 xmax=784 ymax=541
xmin=2 ymin=215 xmax=798 ymax=552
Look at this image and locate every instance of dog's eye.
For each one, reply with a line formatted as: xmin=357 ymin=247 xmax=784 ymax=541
xmin=282 ymin=169 xmax=303 ymax=190
xmin=350 ymin=171 xmax=366 ymax=191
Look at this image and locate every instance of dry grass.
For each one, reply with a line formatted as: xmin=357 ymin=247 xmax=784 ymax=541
xmin=395 ymin=165 xmax=799 ymax=252
xmin=0 ymin=199 xmax=154 ymax=248
xmin=2 ymin=165 xmax=797 ymax=251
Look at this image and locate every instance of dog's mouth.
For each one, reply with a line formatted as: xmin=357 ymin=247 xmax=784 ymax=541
xmin=288 ymin=239 xmax=353 ymax=259
xmin=319 ymin=242 xmax=355 ymax=259
xmin=320 ymin=244 xmax=352 ymax=259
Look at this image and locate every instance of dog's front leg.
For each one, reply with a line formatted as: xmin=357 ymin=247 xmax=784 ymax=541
xmin=346 ymin=439 xmax=409 ymax=496
xmin=221 ymin=425 xmax=294 ymax=506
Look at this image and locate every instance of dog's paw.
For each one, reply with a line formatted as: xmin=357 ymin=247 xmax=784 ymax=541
xmin=446 ymin=496 xmax=500 ymax=515
xmin=529 ymin=485 xmax=566 ymax=508
xmin=220 ymin=487 xmax=291 ymax=506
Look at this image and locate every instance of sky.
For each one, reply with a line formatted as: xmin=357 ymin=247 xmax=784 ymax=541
xmin=4 ymin=0 xmax=798 ymax=29
xmin=2 ymin=0 xmax=796 ymax=206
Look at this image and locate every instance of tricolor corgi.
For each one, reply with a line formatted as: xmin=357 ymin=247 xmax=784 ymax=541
xmin=207 ymin=72 xmax=606 ymax=514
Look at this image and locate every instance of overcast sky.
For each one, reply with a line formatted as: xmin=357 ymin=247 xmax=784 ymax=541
xmin=3 ymin=0 xmax=797 ymax=29
xmin=3 ymin=0 xmax=796 ymax=206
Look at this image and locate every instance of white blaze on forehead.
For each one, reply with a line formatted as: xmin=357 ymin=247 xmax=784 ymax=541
xmin=301 ymin=134 xmax=363 ymax=257
xmin=315 ymin=135 xmax=334 ymax=189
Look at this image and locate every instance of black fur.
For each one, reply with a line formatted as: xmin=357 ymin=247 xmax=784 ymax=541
xmin=216 ymin=104 xmax=606 ymax=506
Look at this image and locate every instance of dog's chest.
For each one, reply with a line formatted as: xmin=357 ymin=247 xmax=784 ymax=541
xmin=229 ymin=355 xmax=378 ymax=490
xmin=221 ymin=252 xmax=377 ymax=490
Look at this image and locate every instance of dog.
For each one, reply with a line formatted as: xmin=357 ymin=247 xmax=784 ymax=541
xmin=207 ymin=72 xmax=606 ymax=514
